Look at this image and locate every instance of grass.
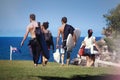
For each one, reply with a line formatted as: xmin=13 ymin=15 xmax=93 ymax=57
xmin=0 ymin=60 xmax=120 ymax=80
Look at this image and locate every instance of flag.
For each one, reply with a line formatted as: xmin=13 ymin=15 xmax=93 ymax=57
xmin=10 ymin=46 xmax=21 ymax=53
xmin=10 ymin=45 xmax=21 ymax=60
xmin=11 ymin=47 xmax=17 ymax=52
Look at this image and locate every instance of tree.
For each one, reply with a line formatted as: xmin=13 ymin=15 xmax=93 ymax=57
xmin=103 ymin=4 xmax=120 ymax=37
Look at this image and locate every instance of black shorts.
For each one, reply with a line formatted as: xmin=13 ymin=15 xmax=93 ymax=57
xmin=62 ymin=40 xmax=67 ymax=51
xmin=28 ymin=38 xmax=42 ymax=64
xmin=28 ymin=38 xmax=42 ymax=54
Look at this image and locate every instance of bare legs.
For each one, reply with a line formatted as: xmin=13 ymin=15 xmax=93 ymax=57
xmin=42 ymin=55 xmax=48 ymax=66
xmin=86 ymin=55 xmax=95 ymax=67
xmin=61 ymin=54 xmax=64 ymax=65
xmin=61 ymin=52 xmax=70 ymax=66
xmin=66 ymin=52 xmax=70 ymax=65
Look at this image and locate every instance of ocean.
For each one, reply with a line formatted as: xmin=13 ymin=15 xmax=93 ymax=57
xmin=0 ymin=37 xmax=101 ymax=62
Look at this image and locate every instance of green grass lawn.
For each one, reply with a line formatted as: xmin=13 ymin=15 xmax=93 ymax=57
xmin=0 ymin=60 xmax=120 ymax=80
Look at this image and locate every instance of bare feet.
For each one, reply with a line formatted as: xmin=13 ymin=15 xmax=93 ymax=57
xmin=61 ymin=63 xmax=64 ymax=66
xmin=34 ymin=64 xmax=38 ymax=67
xmin=42 ymin=60 xmax=48 ymax=66
xmin=45 ymin=60 xmax=48 ymax=65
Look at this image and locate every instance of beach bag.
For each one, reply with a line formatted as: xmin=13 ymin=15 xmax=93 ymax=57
xmin=78 ymin=46 xmax=85 ymax=56
xmin=53 ymin=49 xmax=60 ymax=63
xmin=91 ymin=45 xmax=99 ymax=54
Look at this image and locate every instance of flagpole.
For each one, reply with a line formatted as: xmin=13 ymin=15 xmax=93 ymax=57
xmin=10 ymin=45 xmax=12 ymax=61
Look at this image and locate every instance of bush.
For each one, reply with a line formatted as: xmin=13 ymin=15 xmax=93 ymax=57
xmin=104 ymin=37 xmax=115 ymax=52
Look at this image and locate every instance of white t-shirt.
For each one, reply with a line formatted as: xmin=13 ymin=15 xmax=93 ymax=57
xmin=84 ymin=36 xmax=95 ymax=49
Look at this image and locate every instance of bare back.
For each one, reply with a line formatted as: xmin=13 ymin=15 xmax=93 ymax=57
xmin=27 ymin=21 xmax=38 ymax=39
xmin=56 ymin=24 xmax=66 ymax=46
xmin=58 ymin=24 xmax=66 ymax=40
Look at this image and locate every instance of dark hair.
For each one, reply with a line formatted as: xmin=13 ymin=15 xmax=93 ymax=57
xmin=43 ymin=22 xmax=49 ymax=29
xmin=38 ymin=22 xmax=41 ymax=27
xmin=30 ymin=14 xmax=35 ymax=20
xmin=88 ymin=29 xmax=93 ymax=34
xmin=88 ymin=29 xmax=93 ymax=38
xmin=61 ymin=17 xmax=67 ymax=23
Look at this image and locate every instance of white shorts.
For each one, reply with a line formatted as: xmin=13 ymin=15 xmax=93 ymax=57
xmin=60 ymin=48 xmax=65 ymax=54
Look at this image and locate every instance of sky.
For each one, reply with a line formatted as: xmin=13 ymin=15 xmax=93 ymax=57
xmin=0 ymin=0 xmax=120 ymax=37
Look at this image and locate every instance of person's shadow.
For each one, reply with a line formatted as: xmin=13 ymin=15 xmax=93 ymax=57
xmin=31 ymin=74 xmax=120 ymax=80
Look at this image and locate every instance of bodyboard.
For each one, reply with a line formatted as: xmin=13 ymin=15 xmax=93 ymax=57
xmin=66 ymin=28 xmax=81 ymax=52
xmin=38 ymin=33 xmax=50 ymax=59
xmin=38 ymin=53 xmax=42 ymax=64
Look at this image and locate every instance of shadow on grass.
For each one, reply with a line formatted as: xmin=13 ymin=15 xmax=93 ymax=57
xmin=35 ymin=74 xmax=120 ymax=80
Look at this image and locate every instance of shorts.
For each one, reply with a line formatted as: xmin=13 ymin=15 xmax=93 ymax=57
xmin=28 ymin=38 xmax=41 ymax=64
xmin=84 ymin=48 xmax=95 ymax=57
xmin=60 ymin=47 xmax=65 ymax=54
xmin=62 ymin=40 xmax=67 ymax=51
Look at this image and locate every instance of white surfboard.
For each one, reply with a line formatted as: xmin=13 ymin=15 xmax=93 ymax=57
xmin=74 ymin=28 xmax=81 ymax=41
xmin=66 ymin=28 xmax=81 ymax=52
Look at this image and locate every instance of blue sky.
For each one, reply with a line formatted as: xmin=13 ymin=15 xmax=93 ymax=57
xmin=0 ymin=0 xmax=120 ymax=37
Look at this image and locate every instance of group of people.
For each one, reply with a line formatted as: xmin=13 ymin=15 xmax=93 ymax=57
xmin=21 ymin=13 xmax=100 ymax=67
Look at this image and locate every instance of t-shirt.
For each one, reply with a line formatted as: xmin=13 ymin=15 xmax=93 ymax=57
xmin=84 ymin=36 xmax=95 ymax=49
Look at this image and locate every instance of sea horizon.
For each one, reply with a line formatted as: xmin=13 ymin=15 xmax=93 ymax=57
xmin=0 ymin=37 xmax=102 ymax=62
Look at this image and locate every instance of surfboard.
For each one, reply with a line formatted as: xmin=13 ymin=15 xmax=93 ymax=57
xmin=39 ymin=34 xmax=50 ymax=59
xmin=38 ymin=53 xmax=42 ymax=64
xmin=36 ymin=27 xmax=50 ymax=60
xmin=66 ymin=28 xmax=81 ymax=52
xmin=74 ymin=28 xmax=81 ymax=41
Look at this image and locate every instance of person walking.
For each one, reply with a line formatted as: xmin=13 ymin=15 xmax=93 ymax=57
xmin=56 ymin=17 xmax=76 ymax=66
xmin=21 ymin=14 xmax=41 ymax=67
xmin=83 ymin=29 xmax=100 ymax=67
xmin=41 ymin=21 xmax=54 ymax=66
